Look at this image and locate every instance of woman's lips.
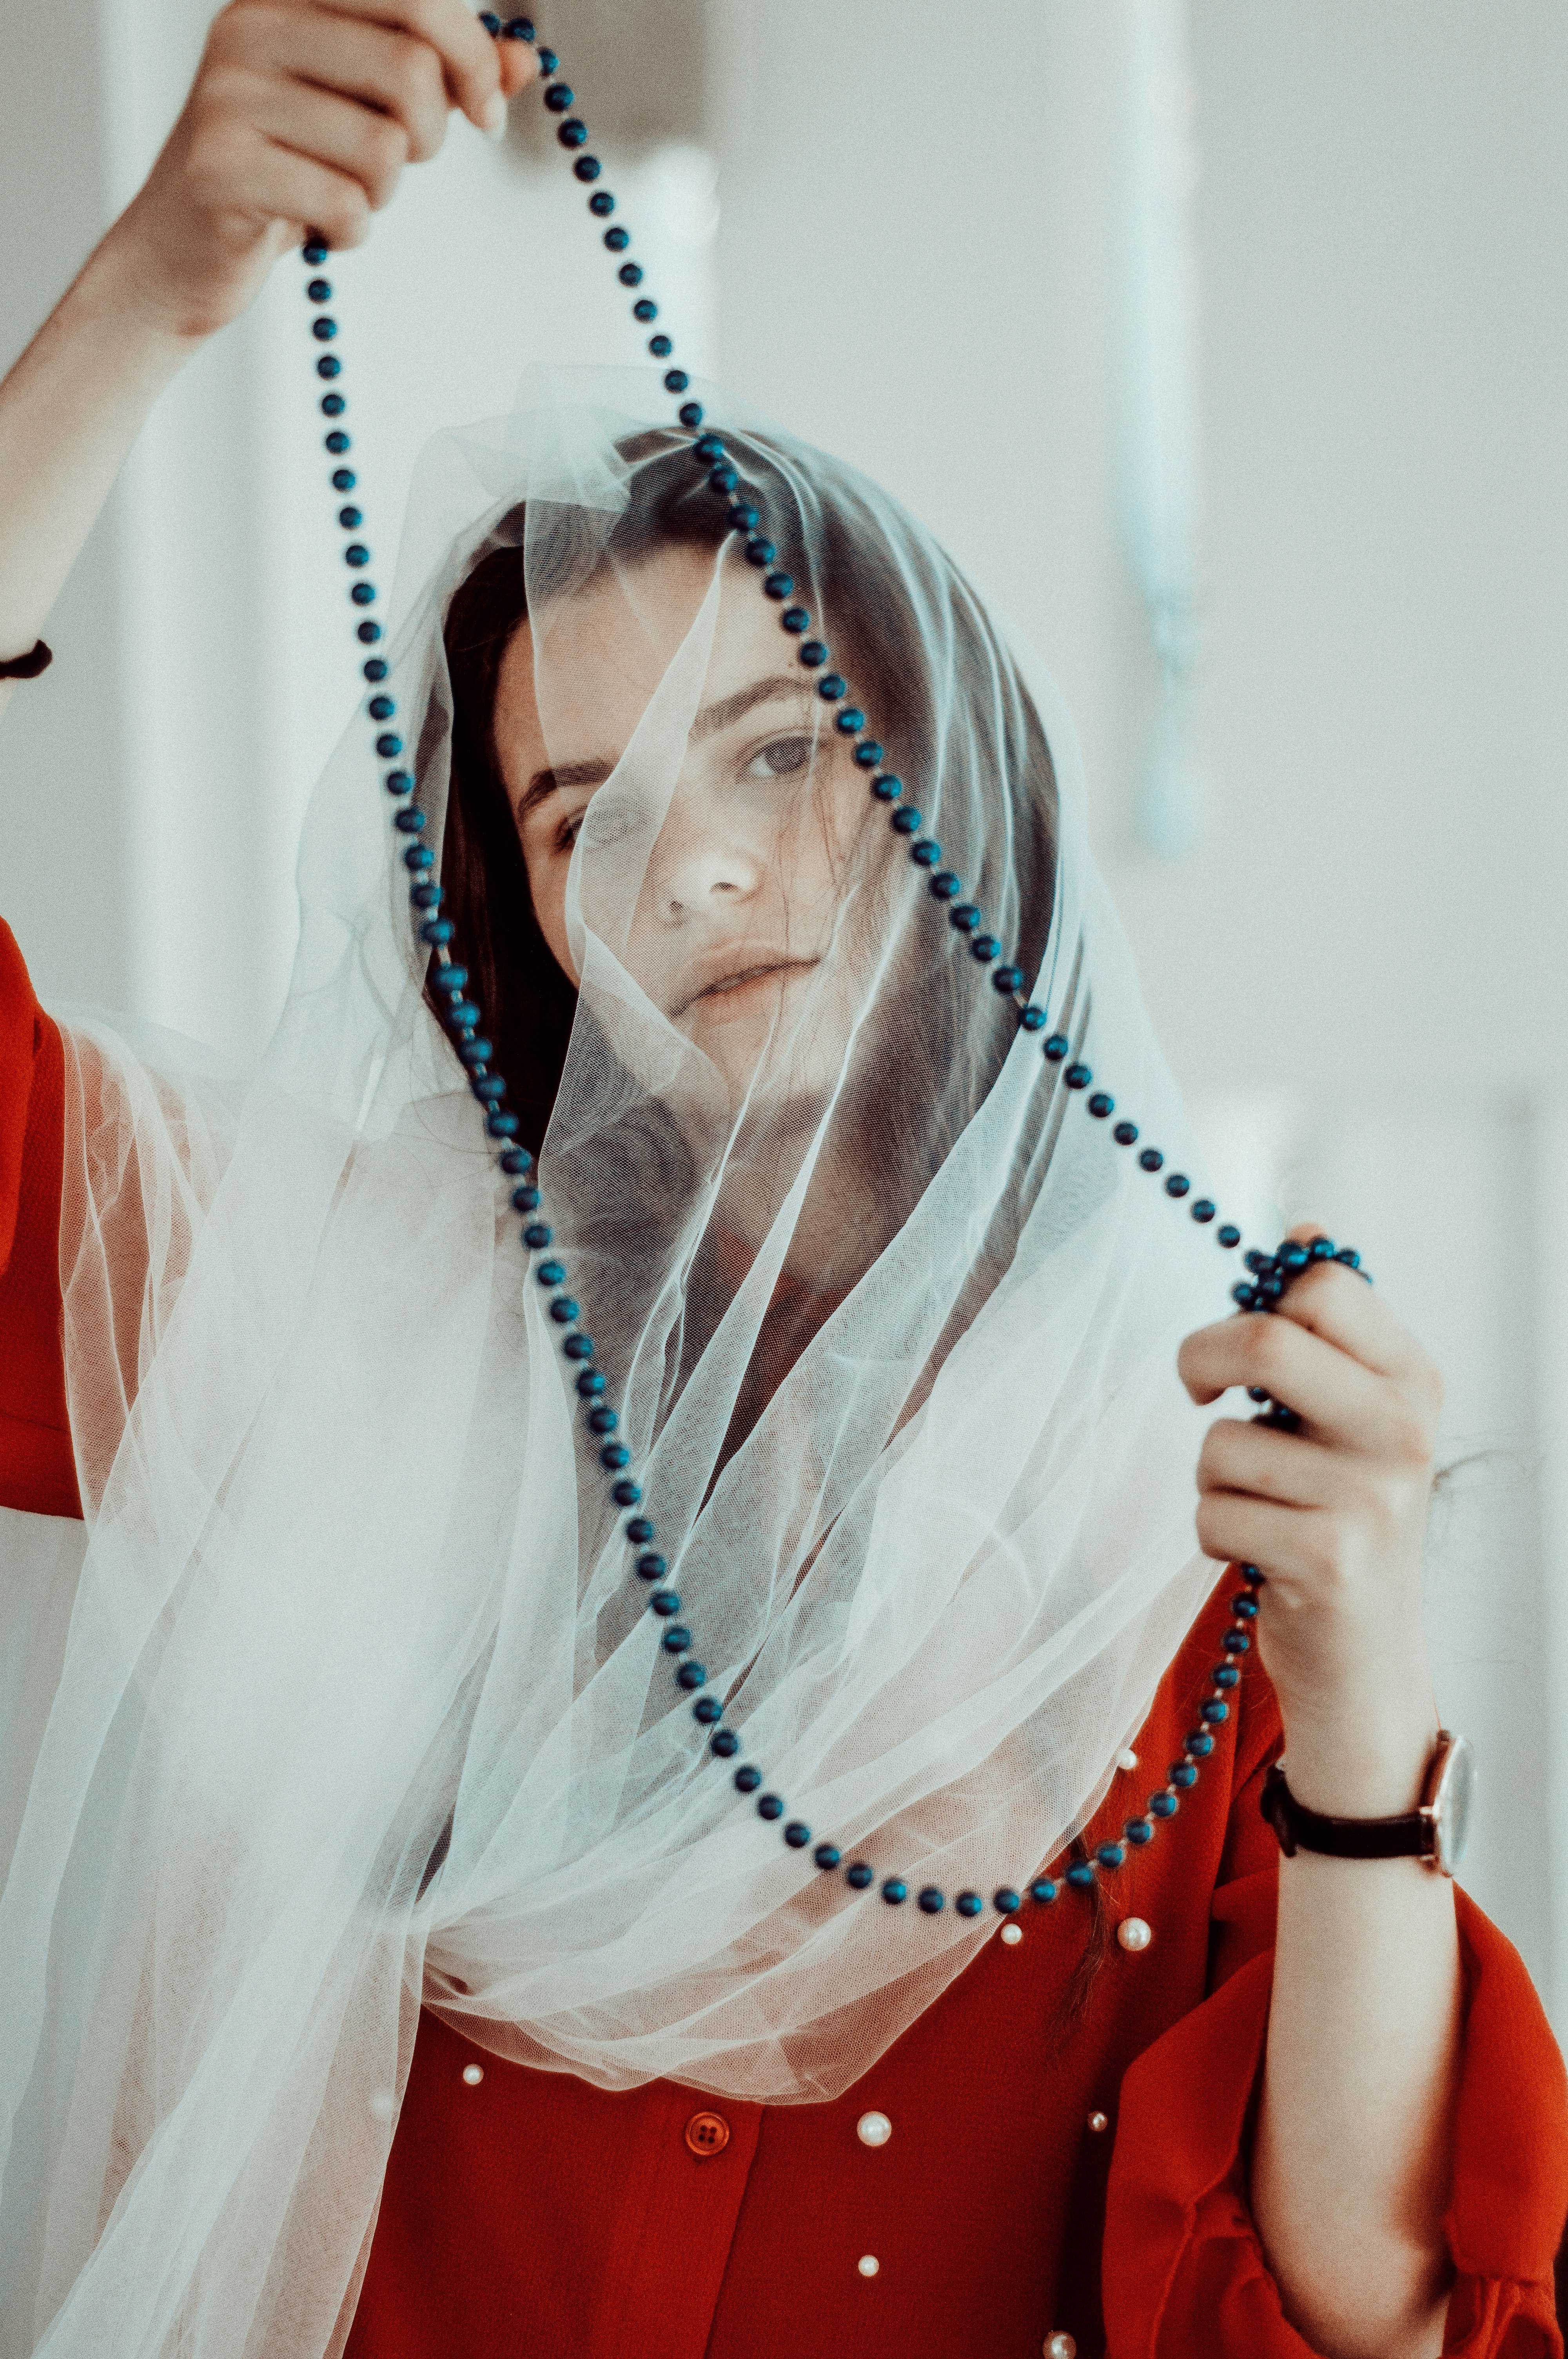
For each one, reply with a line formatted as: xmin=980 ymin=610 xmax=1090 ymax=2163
xmin=673 ymin=957 xmax=819 ymax=1019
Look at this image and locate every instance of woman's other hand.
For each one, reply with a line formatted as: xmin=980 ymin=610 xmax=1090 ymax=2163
xmin=106 ymin=0 xmax=539 ymax=342
xmin=1177 ymin=1224 xmax=1444 ymax=1814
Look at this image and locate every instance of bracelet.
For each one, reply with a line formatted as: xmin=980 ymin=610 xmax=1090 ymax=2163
xmin=0 ymin=640 xmax=53 ymax=680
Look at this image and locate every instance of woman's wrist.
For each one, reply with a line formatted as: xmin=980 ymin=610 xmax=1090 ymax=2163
xmin=1271 ymin=1654 xmax=1441 ymax=1821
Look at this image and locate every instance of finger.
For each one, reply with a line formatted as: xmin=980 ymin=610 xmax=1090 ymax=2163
xmin=234 ymin=72 xmax=413 ymax=209
xmin=222 ymin=6 xmax=452 ymax=162
xmin=1194 ymin=1488 xmax=1330 ymax=1584
xmin=191 ymin=114 xmax=374 ymax=247
xmin=496 ymin=31 xmax=540 ymax=98
xmin=1197 ymin=1418 xmax=1344 ymax=1510
xmin=309 ymin=0 xmax=501 ymax=128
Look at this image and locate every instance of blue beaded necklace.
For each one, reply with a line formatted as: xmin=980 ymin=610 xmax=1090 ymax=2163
xmin=295 ymin=16 xmax=1365 ymax=1934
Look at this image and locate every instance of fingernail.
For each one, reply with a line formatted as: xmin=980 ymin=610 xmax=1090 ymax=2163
xmin=482 ymin=93 xmax=508 ymax=136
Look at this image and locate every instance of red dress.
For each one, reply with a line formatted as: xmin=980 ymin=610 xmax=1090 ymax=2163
xmin=2 ymin=919 xmax=1563 ymax=2358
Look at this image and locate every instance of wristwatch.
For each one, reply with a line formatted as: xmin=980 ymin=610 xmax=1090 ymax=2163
xmin=1261 ymin=1731 xmax=1475 ymax=1877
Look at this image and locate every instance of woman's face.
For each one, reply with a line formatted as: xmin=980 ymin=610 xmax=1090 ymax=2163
xmin=492 ymin=544 xmax=880 ymax=1108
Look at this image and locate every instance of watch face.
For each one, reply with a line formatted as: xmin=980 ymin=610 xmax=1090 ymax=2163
xmin=1431 ymin=1734 xmax=1476 ymax=1875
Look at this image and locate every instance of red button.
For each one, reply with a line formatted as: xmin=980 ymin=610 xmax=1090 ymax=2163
xmin=684 ymin=2110 xmax=731 ymax=2157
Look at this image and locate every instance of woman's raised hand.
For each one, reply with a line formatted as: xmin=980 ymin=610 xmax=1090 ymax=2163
xmin=107 ymin=1 xmax=539 ymax=340
xmin=1177 ymin=1225 xmax=1445 ymax=1814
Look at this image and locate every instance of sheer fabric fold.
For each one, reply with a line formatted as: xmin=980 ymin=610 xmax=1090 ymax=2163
xmin=1 ymin=367 xmax=1229 ymax=2357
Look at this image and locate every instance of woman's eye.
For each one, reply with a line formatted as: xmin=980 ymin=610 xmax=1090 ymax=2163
xmin=745 ymin=734 xmax=812 ymax=781
xmin=555 ymin=814 xmax=582 ymax=853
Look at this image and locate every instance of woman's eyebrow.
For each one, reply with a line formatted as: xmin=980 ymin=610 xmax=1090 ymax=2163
xmin=691 ymin=675 xmax=812 ymax=742
xmin=517 ymin=757 xmax=614 ymax=817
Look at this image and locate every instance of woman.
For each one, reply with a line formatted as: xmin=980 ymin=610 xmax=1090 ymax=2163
xmin=0 ymin=7 xmax=1562 ymax=2357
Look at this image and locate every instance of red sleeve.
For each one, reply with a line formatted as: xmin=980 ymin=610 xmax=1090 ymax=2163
xmin=0 ymin=918 xmax=80 ymax=1519
xmin=1104 ymin=1748 xmax=1568 ymax=2357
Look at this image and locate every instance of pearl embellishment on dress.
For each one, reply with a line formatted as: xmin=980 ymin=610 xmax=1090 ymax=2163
xmin=1116 ymin=1916 xmax=1153 ymax=1952
xmin=462 ymin=2063 xmax=485 ymax=2085
xmin=857 ymin=2110 xmax=892 ymax=2147
xmin=1087 ymin=2110 xmax=1109 ymax=2134
xmin=858 ymin=2254 xmax=880 ymax=2277
xmin=1000 ymin=1922 xmax=1023 ymax=1945
xmin=1044 ymin=2336 xmax=1077 ymax=2359
xmin=1118 ymin=1749 xmax=1139 ymax=1771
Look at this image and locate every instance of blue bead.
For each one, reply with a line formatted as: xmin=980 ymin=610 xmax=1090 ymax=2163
xmin=563 ymin=1335 xmax=595 ymax=1361
xmin=368 ymin=694 xmax=394 ymax=719
xmin=649 ymin=1589 xmax=681 ymax=1616
xmin=931 ymin=873 xmax=961 ymax=901
xmin=1096 ymin=1843 xmax=1125 ymax=1870
xmin=350 ymin=583 xmax=377 ymax=607
xmin=301 ymin=241 xmax=328 ymax=264
xmin=625 ymin=1517 xmax=654 ymax=1543
xmin=374 ymin=731 xmax=401 ymax=756
xmin=544 ymin=81 xmax=574 ymax=109
xmin=1113 ymin=1121 xmax=1138 ymax=1145
xmin=871 ymin=774 xmax=903 ymax=801
xmin=537 ymin=1260 xmax=566 ymax=1286
xmin=814 ymin=1842 xmax=842 ymax=1870
xmin=708 ymin=467 xmax=739 ymax=498
xmin=891 ymin=807 xmax=922 ymax=837
xmin=693 ymin=1696 xmax=722 ymax=1724
xmin=969 ymin=934 xmax=1000 ymax=962
xmin=853 ymin=742 xmax=884 ymax=768
xmin=602 ymin=222 xmax=628 ymax=246
xmin=764 ymin=571 xmax=794 ymax=600
xmin=358 ymin=622 xmax=383 ymax=643
xmin=661 ymin=1626 xmax=690 ymax=1654
xmin=783 ymin=1821 xmax=811 ymax=1847
xmin=321 ymin=394 xmax=347 ymax=417
xmin=949 ymin=904 xmax=980 ymax=932
xmin=1232 ymin=1283 xmax=1259 ymax=1310
xmin=574 ymin=156 xmax=602 ymax=182
xmin=955 ymin=1891 xmax=984 ymax=1919
xmin=522 ymin=1223 xmax=552 ymax=1249
xmin=415 ymin=887 xmax=447 ymax=914
xmin=499 ymin=1150 xmax=532 ymax=1180
xmin=1308 ymin=1236 xmax=1337 ymax=1261
xmin=881 ymin=1878 xmax=908 ymax=1905
xmin=781 ymin=607 xmax=809 ymax=634
xmin=446 ymin=998 xmax=479 ymax=1027
xmin=1187 ymin=1730 xmax=1216 ymax=1754
xmin=846 ymin=1862 xmax=875 ymax=1890
xmin=311 ymin=317 xmax=337 ymax=342
xmin=306 ymin=278 xmax=332 ymax=304
xmin=610 ymin=1478 xmax=641 ymax=1505
xmin=1190 ymin=1199 xmax=1217 ymax=1224
xmin=1028 ymin=1878 xmax=1060 ymax=1905
xmin=510 ymin=1183 xmax=540 ymax=1211
xmin=317 ymin=356 xmax=341 ymax=380
xmin=1064 ymin=1064 xmax=1091 ymax=1090
xmin=403 ymin=843 xmax=431 ymax=870
xmin=479 ymin=10 xmax=501 ymax=30
xmin=1042 ymin=1034 xmax=1069 ymax=1061
xmin=1200 ymin=1701 xmax=1229 ymax=1724
xmin=1019 ymin=1004 xmax=1046 ymax=1029
xmin=1223 ymin=1628 xmax=1250 ymax=1653
xmin=649 ymin=334 xmax=673 ymax=358
xmin=600 ymin=1444 xmax=630 ymax=1468
xmin=1149 ymin=1791 xmax=1179 ymax=1818
xmin=694 ymin=433 xmax=725 ymax=461
xmin=1218 ymin=1224 xmax=1242 ymax=1248
xmin=503 ymin=16 xmax=535 ymax=37
xmin=636 ymin=1552 xmax=666 ymax=1580
xmin=486 ymin=1112 xmax=519 ymax=1138
xmin=817 ymin=674 xmax=847 ymax=701
xmin=575 ymin=1370 xmax=606 ymax=1398
xmin=418 ymin=918 xmax=454 ymax=945
xmin=677 ymin=1662 xmax=706 ymax=1690
xmin=1124 ymin=1817 xmax=1155 ymax=1846
xmin=745 ymin=536 xmax=776 ymax=566
xmin=1171 ymin=1761 xmax=1198 ymax=1787
xmin=384 ymin=770 xmax=412 ymax=795
xmin=1138 ymin=1147 xmax=1165 ymax=1172
xmin=799 ymin=641 xmax=828 ymax=669
xmin=917 ymin=1886 xmax=946 ymax=1913
xmin=456 ymin=1035 xmax=489 ymax=1063
xmin=835 ymin=707 xmax=865 ymax=733
xmin=394 ymin=809 xmax=425 ymax=835
xmin=993 ymin=1888 xmax=1020 ymax=1914
xmin=363 ymin=658 xmax=387 ymax=682
xmin=1335 ymin=1246 xmax=1363 ymax=1270
xmin=735 ymin=1766 xmax=762 ymax=1794
xmin=536 ymin=47 xmax=558 ymax=70
xmin=679 ymin=403 xmax=704 ymax=429
xmin=332 ymin=467 xmax=356 ymax=491
xmin=548 ymin=1298 xmax=579 ymax=1322
xmin=910 ymin=840 xmax=941 ymax=869
xmin=1087 ymin=1091 xmax=1114 ymax=1118
xmin=1164 ymin=1174 xmax=1191 ymax=1199
xmin=664 ymin=369 xmax=690 ymax=393
xmin=326 ymin=431 xmax=350 ymax=454
xmin=1212 ymin=1664 xmax=1241 ymax=1689
xmin=711 ymin=1729 xmax=740 ymax=1757
xmin=473 ymin=1076 xmax=506 ymax=1103
xmin=992 ymin=964 xmax=1024 ymax=993
xmin=558 ymin=118 xmax=588 ymax=146
xmin=1066 ymin=1862 xmax=1096 ymax=1889
xmin=633 ymin=297 xmax=657 ymax=322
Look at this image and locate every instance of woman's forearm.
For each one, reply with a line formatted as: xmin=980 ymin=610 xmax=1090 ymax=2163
xmin=0 ymin=234 xmax=204 ymax=720
xmin=1250 ymin=1697 xmax=1462 ymax=2359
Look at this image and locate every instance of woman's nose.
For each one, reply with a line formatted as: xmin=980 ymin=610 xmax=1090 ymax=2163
xmin=648 ymin=804 xmax=764 ymax=924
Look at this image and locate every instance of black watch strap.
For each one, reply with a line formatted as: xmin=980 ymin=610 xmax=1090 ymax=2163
xmin=0 ymin=640 xmax=52 ymax=680
xmin=1261 ymin=1761 xmax=1434 ymax=1861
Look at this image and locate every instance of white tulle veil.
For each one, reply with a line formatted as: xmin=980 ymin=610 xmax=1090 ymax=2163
xmin=0 ymin=366 xmax=1233 ymax=2358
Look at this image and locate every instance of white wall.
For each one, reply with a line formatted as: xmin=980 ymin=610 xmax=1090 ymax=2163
xmin=4 ymin=1 xmax=1564 ymax=2014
